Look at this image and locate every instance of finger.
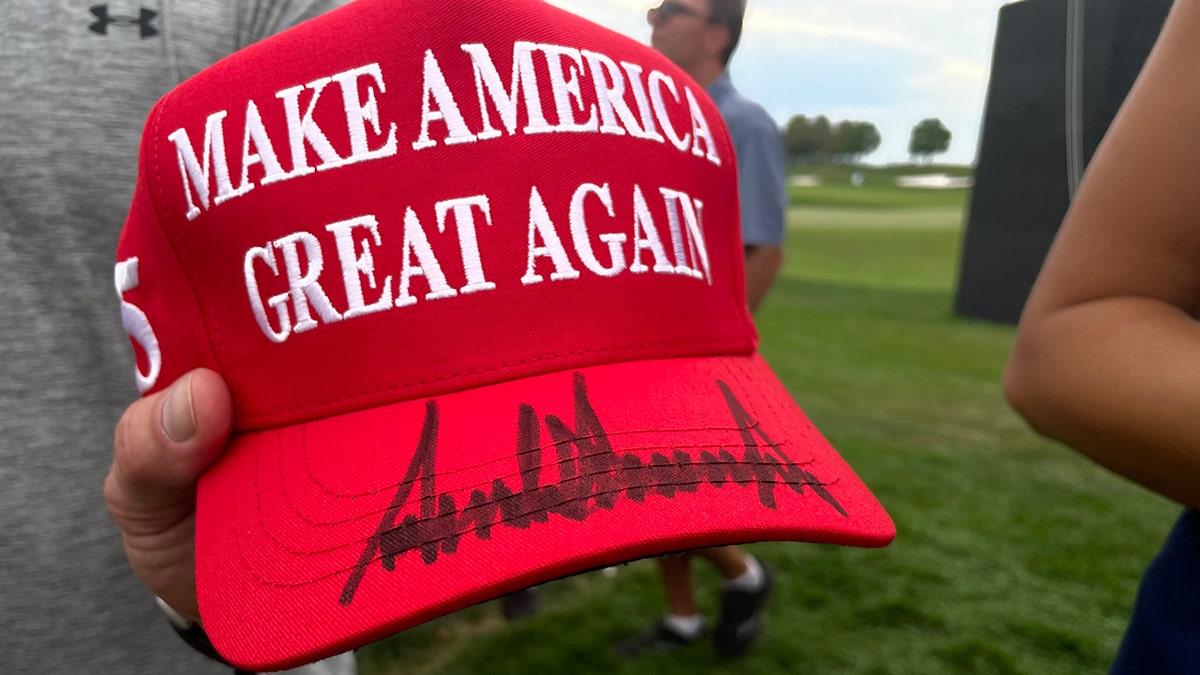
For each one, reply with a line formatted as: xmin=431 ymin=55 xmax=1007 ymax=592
xmin=106 ymin=369 xmax=233 ymax=535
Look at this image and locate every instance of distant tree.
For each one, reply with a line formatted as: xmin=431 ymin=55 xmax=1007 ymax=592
xmin=824 ymin=120 xmax=881 ymax=164
xmin=784 ymin=115 xmax=817 ymax=164
xmin=824 ymin=121 xmax=853 ymax=161
xmin=855 ymin=122 xmax=882 ymax=161
xmin=908 ymin=118 xmax=952 ymax=163
xmin=811 ymin=115 xmax=832 ymax=158
xmin=783 ymin=114 xmax=832 ymax=164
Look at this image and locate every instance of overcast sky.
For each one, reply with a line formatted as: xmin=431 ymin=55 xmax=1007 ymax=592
xmin=547 ymin=0 xmax=1013 ymax=166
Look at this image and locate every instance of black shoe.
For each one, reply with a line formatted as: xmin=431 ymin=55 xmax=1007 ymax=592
xmin=713 ymin=562 xmax=775 ymax=657
xmin=613 ymin=620 xmax=700 ymax=659
xmin=500 ymin=587 xmax=539 ymax=621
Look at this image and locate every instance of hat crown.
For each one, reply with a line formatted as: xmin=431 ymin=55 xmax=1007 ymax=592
xmin=118 ymin=0 xmax=753 ymax=430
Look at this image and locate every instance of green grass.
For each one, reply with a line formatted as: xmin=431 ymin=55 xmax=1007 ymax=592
xmin=357 ymin=175 xmax=1179 ymax=675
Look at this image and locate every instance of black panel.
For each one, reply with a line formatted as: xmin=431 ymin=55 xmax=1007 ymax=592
xmin=954 ymin=0 xmax=1172 ymax=325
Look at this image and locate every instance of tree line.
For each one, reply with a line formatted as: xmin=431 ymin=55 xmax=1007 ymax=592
xmin=783 ymin=115 xmax=952 ymax=164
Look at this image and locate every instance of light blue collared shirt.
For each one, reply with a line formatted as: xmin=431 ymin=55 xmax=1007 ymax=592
xmin=706 ymin=73 xmax=787 ymax=246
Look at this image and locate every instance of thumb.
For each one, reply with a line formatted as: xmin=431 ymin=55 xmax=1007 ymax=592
xmin=105 ymin=369 xmax=233 ymax=621
xmin=107 ymin=369 xmax=234 ymax=530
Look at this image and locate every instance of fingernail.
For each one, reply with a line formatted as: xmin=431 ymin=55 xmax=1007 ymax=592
xmin=161 ymin=374 xmax=196 ymax=443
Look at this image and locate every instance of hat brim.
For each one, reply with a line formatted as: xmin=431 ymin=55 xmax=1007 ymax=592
xmin=196 ymin=353 xmax=894 ymax=670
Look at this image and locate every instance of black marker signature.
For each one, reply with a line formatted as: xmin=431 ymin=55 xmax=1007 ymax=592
xmin=339 ymin=373 xmax=845 ymax=606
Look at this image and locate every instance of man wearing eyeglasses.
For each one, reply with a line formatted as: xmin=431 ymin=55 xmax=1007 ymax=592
xmin=615 ymin=0 xmax=786 ymax=660
xmin=649 ymin=0 xmax=786 ymax=326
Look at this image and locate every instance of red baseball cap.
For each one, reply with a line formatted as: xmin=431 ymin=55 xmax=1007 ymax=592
xmin=115 ymin=0 xmax=894 ymax=669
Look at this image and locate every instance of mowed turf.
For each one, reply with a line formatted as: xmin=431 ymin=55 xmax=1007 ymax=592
xmin=357 ymin=169 xmax=1180 ymax=675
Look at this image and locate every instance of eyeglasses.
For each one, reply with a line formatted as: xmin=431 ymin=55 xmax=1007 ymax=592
xmin=647 ymin=1 xmax=711 ymax=24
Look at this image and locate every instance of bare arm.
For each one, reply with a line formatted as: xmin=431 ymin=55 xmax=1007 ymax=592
xmin=745 ymin=244 xmax=782 ymax=314
xmin=1004 ymin=0 xmax=1200 ymax=508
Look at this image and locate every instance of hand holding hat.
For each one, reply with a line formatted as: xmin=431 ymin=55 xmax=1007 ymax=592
xmin=105 ymin=369 xmax=232 ymax=624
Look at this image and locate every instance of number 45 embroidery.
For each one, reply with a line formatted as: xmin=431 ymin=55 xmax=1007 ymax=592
xmin=115 ymin=258 xmax=163 ymax=393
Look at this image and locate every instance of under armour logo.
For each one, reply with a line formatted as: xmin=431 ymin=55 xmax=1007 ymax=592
xmin=89 ymin=5 xmax=159 ymax=38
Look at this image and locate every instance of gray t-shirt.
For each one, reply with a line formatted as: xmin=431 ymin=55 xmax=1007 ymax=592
xmin=0 ymin=2 xmax=346 ymax=672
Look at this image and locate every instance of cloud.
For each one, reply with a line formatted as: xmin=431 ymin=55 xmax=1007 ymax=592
xmin=545 ymin=0 xmax=1011 ymax=164
xmin=746 ymin=11 xmax=942 ymax=58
